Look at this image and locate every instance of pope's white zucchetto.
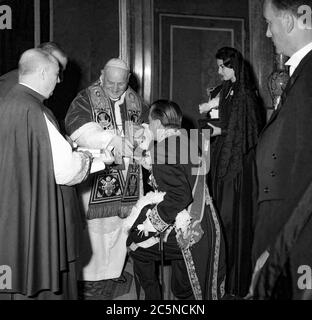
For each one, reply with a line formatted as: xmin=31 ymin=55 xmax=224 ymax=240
xmin=105 ymin=58 xmax=129 ymax=71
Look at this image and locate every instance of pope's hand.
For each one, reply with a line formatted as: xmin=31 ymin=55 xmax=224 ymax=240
xmin=109 ymin=135 xmax=134 ymax=158
xmin=134 ymin=123 xmax=153 ymax=150
xmin=98 ymin=149 xmax=115 ymax=165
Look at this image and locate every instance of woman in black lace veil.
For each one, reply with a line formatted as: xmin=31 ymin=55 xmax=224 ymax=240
xmin=204 ymin=47 xmax=265 ymax=297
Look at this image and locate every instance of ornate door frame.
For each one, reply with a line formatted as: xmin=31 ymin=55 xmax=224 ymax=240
xmin=34 ymin=0 xmax=54 ymax=46
xmin=119 ymin=0 xmax=154 ymax=104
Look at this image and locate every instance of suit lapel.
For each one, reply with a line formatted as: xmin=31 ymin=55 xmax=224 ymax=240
xmin=260 ymin=50 xmax=312 ymax=137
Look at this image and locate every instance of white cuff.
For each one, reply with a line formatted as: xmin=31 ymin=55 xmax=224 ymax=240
xmin=70 ymin=122 xmax=115 ymax=149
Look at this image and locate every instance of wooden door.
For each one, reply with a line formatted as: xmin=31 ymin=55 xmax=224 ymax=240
xmin=155 ymin=13 xmax=246 ymax=129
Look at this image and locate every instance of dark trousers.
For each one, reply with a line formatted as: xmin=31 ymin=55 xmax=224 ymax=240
xmin=252 ymin=200 xmax=284 ymax=266
xmin=130 ymin=235 xmax=194 ymax=300
xmin=253 ymin=200 xmax=312 ymax=299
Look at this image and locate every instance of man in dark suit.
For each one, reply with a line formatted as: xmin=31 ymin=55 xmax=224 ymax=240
xmin=251 ymin=0 xmax=312 ymax=299
xmin=0 ymin=42 xmax=67 ymax=102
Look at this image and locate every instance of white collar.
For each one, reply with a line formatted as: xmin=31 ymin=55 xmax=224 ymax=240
xmin=19 ymin=82 xmax=39 ymax=94
xmin=113 ymin=92 xmax=126 ymax=105
xmin=285 ymin=42 xmax=312 ymax=76
xmin=110 ymin=97 xmax=119 ymax=102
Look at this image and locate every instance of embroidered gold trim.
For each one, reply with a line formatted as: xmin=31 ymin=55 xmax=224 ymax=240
xmin=205 ymin=184 xmax=224 ymax=300
xmin=181 ymin=248 xmax=203 ymax=300
xmin=147 ymin=205 xmax=169 ymax=232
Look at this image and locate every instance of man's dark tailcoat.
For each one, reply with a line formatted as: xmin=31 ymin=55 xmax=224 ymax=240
xmin=253 ymin=50 xmax=312 ymax=299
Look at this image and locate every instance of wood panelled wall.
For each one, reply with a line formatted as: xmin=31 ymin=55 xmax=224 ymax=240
xmin=53 ymin=0 xmax=119 ymax=89
xmin=0 ymin=0 xmax=274 ymax=120
xmin=129 ymin=0 xmax=274 ymax=113
xmin=249 ymin=0 xmax=274 ymax=110
xmin=51 ymin=0 xmax=120 ymax=121
xmin=0 ymin=0 xmax=49 ymax=75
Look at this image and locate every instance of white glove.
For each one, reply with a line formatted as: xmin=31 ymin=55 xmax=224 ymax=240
xmin=175 ymin=210 xmax=191 ymax=238
xmin=137 ymin=210 xmax=157 ymax=237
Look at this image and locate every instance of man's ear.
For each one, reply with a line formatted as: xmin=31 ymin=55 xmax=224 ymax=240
xmin=100 ymin=69 xmax=105 ymax=83
xmin=155 ymin=118 xmax=162 ymax=129
xmin=283 ymin=11 xmax=295 ymax=33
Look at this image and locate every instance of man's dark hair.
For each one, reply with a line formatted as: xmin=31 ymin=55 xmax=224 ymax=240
xmin=270 ymin=0 xmax=312 ymax=16
xmin=38 ymin=42 xmax=67 ymax=81
xmin=150 ymin=100 xmax=182 ymax=129
xmin=37 ymin=42 xmax=67 ymax=57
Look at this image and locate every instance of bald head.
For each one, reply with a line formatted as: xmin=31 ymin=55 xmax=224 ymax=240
xmin=18 ymin=49 xmax=60 ymax=98
xmin=19 ymin=48 xmax=58 ymax=76
xmin=101 ymin=58 xmax=130 ymax=100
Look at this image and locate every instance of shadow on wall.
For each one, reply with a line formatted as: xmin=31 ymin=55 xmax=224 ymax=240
xmin=46 ymin=59 xmax=82 ymax=132
xmin=244 ymin=59 xmax=267 ymax=126
xmin=129 ymin=73 xmax=139 ymax=94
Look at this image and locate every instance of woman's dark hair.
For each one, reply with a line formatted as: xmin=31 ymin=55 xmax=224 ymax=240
xmin=216 ymin=47 xmax=243 ymax=83
xmin=216 ymin=46 xmax=260 ymax=94
xmin=150 ymin=100 xmax=182 ymax=129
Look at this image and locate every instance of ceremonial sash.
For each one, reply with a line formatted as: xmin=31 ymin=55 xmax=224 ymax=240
xmin=86 ymin=81 xmax=143 ymax=219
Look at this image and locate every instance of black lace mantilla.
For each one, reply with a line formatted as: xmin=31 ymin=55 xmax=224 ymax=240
xmin=215 ymin=81 xmax=264 ymax=180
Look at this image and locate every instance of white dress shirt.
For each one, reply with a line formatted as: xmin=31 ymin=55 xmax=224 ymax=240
xmin=112 ymin=92 xmax=126 ymax=136
xmin=285 ymin=42 xmax=312 ymax=76
xmin=44 ymin=114 xmax=89 ymax=184
xmin=44 ymin=116 xmax=107 ymax=184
